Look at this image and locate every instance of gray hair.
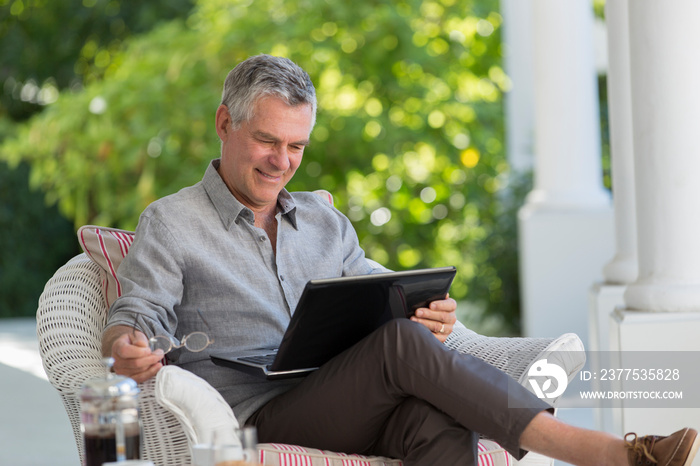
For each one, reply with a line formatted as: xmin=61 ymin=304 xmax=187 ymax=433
xmin=220 ymin=54 xmax=317 ymax=130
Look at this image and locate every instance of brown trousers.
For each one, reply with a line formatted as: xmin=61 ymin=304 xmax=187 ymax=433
xmin=248 ymin=319 xmax=552 ymax=465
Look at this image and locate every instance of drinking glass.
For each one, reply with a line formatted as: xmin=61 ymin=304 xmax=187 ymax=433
xmin=213 ymin=427 xmax=260 ymax=466
xmin=214 ymin=444 xmax=245 ymax=466
xmin=237 ymin=426 xmax=259 ymax=463
xmin=191 ymin=443 xmax=216 ymax=466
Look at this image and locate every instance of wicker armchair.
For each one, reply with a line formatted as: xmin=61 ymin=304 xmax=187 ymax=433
xmin=37 ymin=252 xmax=585 ymax=466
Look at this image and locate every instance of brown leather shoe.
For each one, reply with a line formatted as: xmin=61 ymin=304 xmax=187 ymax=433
xmin=625 ymin=428 xmax=699 ymax=466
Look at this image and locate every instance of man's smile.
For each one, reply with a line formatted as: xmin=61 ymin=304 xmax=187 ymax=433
xmin=256 ymin=168 xmax=283 ymax=181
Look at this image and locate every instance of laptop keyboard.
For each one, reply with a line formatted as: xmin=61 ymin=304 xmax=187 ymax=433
xmin=239 ymin=353 xmax=276 ymax=366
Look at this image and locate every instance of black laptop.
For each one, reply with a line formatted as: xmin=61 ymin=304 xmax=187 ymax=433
xmin=210 ymin=266 xmax=456 ymax=380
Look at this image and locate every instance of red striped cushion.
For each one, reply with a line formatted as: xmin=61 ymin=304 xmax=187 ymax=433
xmin=77 ymin=225 xmax=135 ymax=308
xmin=314 ymin=189 xmax=334 ymax=206
xmin=256 ymin=439 xmax=512 ymax=466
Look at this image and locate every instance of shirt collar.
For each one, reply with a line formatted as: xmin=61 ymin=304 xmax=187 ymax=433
xmin=202 ymin=159 xmax=298 ymax=230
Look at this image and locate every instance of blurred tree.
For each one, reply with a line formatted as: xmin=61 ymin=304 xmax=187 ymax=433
xmin=0 ymin=160 xmax=78 ymax=318
xmin=0 ymin=0 xmax=193 ymax=121
xmin=2 ymin=0 xmax=523 ymax=332
xmin=0 ymin=0 xmax=194 ymax=317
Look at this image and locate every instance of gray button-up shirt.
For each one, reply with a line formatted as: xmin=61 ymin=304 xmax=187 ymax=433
xmin=107 ymin=158 xmax=378 ymax=423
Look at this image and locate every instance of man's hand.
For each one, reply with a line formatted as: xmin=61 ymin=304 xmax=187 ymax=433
xmin=103 ymin=325 xmax=164 ymax=383
xmin=410 ymin=295 xmax=458 ymax=343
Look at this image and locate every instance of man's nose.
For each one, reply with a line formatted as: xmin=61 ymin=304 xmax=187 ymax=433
xmin=269 ymin=146 xmax=291 ymax=171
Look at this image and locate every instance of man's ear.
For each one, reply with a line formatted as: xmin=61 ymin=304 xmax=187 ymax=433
xmin=215 ymin=105 xmax=232 ymax=141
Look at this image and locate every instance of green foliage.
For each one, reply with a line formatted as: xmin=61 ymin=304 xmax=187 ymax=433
xmin=599 ymin=75 xmax=611 ymax=190
xmin=593 ymin=0 xmax=606 ymax=19
xmin=0 ymin=160 xmax=80 ymax=317
xmin=2 ymin=0 xmax=524 ymax=331
xmin=0 ymin=0 xmax=193 ymax=121
xmin=0 ymin=0 xmax=194 ymax=317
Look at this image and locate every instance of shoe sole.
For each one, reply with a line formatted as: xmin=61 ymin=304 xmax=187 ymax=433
xmin=679 ymin=430 xmax=700 ymax=466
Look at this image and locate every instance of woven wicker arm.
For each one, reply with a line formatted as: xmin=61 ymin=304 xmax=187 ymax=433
xmin=37 ymin=253 xmax=584 ymax=465
xmin=36 ymin=254 xmax=191 ymax=466
xmin=445 ymin=322 xmax=586 ymax=397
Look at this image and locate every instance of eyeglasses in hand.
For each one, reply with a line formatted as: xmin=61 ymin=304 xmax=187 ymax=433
xmin=148 ymin=308 xmax=214 ymax=354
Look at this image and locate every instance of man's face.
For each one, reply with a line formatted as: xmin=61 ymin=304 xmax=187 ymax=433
xmin=216 ymin=96 xmax=313 ymax=214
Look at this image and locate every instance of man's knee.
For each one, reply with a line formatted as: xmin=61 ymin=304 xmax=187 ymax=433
xmin=381 ymin=317 xmax=431 ymax=339
xmin=378 ymin=318 xmax=442 ymax=360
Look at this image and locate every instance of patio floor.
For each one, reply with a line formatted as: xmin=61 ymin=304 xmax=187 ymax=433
xmin=0 ymin=317 xmax=77 ymax=466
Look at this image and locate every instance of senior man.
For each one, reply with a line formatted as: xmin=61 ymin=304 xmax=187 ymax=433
xmin=103 ymin=54 xmax=697 ymax=466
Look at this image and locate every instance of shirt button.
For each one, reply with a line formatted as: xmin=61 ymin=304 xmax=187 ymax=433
xmin=259 ymin=236 xmax=266 ymax=242
xmin=280 ymin=276 xmax=285 ymax=281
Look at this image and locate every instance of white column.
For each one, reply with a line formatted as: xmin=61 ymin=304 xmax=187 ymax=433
xmin=501 ymin=0 xmax=535 ymax=174
xmin=588 ymin=0 xmax=637 ymax=433
xmin=600 ymin=0 xmax=637 ymax=287
xmin=519 ymin=0 xmax=614 ymax=344
xmin=525 ymin=0 xmax=609 ymax=209
xmin=623 ymin=0 xmax=700 ymax=312
xmin=589 ymin=0 xmax=637 ymax=354
xmin=611 ymin=0 xmax=700 ymax=441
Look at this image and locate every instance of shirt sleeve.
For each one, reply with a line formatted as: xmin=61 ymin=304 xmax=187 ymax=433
xmin=105 ymin=212 xmax=184 ymax=340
